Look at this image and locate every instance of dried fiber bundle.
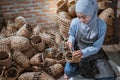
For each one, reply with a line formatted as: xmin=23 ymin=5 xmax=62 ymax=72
xmin=0 ymin=44 xmax=11 ymax=68
xmin=30 ymin=53 xmax=45 ymax=66
xmin=11 ymin=36 xmax=31 ymax=51
xmin=13 ymin=51 xmax=30 ymax=68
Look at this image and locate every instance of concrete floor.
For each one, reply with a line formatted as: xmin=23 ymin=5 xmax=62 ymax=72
xmin=57 ymin=44 xmax=120 ymax=80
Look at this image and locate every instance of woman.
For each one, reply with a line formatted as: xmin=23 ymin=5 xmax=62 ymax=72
xmin=64 ymin=0 xmax=116 ymax=80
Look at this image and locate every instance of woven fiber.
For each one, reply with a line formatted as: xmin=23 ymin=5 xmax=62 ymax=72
xmin=13 ymin=51 xmax=30 ymax=68
xmin=99 ymin=8 xmax=114 ymax=24
xmin=0 ymin=44 xmax=11 ymax=68
xmin=11 ymin=36 xmax=31 ymax=51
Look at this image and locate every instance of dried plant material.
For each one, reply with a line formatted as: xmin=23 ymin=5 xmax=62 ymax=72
xmin=55 ymin=32 xmax=63 ymax=45
xmin=15 ymin=16 xmax=26 ymax=29
xmin=13 ymin=51 xmax=30 ymax=68
xmin=11 ymin=36 xmax=31 ymax=51
xmin=0 ymin=44 xmax=11 ymax=68
xmin=45 ymin=48 xmax=57 ymax=58
xmin=0 ymin=36 xmax=13 ymax=45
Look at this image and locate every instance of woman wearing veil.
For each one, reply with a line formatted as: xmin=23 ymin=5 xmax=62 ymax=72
xmin=64 ymin=0 xmax=116 ymax=80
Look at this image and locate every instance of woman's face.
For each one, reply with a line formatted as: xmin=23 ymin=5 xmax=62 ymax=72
xmin=76 ymin=13 xmax=91 ymax=24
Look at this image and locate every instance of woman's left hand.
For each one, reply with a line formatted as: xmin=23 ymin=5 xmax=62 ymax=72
xmin=72 ymin=50 xmax=83 ymax=58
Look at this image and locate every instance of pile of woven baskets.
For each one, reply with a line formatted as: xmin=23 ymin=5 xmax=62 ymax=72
xmin=0 ymin=16 xmax=68 ymax=80
xmin=56 ymin=0 xmax=115 ymax=43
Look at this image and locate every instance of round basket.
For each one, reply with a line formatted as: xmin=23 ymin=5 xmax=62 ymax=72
xmin=0 ymin=44 xmax=11 ymax=68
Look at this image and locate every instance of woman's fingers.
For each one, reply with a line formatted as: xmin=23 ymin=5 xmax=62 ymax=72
xmin=73 ymin=50 xmax=83 ymax=58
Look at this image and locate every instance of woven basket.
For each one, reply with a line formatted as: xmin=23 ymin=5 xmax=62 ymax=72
xmin=22 ymin=46 xmax=36 ymax=59
xmin=11 ymin=36 xmax=31 ymax=51
xmin=65 ymin=51 xmax=81 ymax=63
xmin=31 ymin=35 xmax=45 ymax=51
xmin=0 ymin=44 xmax=11 ymax=68
xmin=18 ymin=71 xmax=55 ymax=80
xmin=57 ymin=11 xmax=71 ymax=39
xmin=30 ymin=53 xmax=45 ymax=66
xmin=4 ymin=67 xmax=19 ymax=80
xmin=99 ymin=8 xmax=114 ymax=24
xmin=15 ymin=16 xmax=26 ymax=29
xmin=13 ymin=51 xmax=30 ymax=68
xmin=46 ymin=64 xmax=64 ymax=77
xmin=45 ymin=58 xmax=56 ymax=66
xmin=33 ymin=25 xmax=43 ymax=35
xmin=57 ymin=0 xmax=68 ymax=13
xmin=16 ymin=24 xmax=31 ymax=38
xmin=45 ymin=48 xmax=57 ymax=58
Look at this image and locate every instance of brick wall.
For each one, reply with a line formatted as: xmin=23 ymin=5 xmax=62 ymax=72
xmin=0 ymin=0 xmax=58 ymax=28
xmin=117 ymin=0 xmax=120 ymax=42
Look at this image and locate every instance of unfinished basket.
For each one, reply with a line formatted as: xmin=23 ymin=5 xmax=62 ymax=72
xmin=65 ymin=51 xmax=81 ymax=63
xmin=30 ymin=53 xmax=45 ymax=66
xmin=13 ymin=51 xmax=30 ymax=68
xmin=0 ymin=44 xmax=11 ymax=68
xmin=11 ymin=36 xmax=31 ymax=51
xmin=97 ymin=1 xmax=111 ymax=10
xmin=99 ymin=8 xmax=114 ymax=25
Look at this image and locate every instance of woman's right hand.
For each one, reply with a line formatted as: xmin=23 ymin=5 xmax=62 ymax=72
xmin=65 ymin=41 xmax=72 ymax=51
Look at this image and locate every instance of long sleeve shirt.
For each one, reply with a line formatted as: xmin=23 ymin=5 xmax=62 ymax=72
xmin=68 ymin=18 xmax=107 ymax=58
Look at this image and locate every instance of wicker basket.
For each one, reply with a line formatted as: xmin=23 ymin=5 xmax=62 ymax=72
xmin=65 ymin=51 xmax=81 ymax=63
xmin=0 ymin=44 xmax=11 ymax=68
xmin=11 ymin=36 xmax=31 ymax=51
xmin=57 ymin=11 xmax=71 ymax=40
xmin=13 ymin=51 xmax=30 ymax=68
xmin=18 ymin=71 xmax=55 ymax=80
xmin=45 ymin=58 xmax=56 ymax=66
xmin=4 ymin=67 xmax=19 ymax=80
xmin=15 ymin=16 xmax=26 ymax=29
xmin=45 ymin=64 xmax=64 ymax=77
xmin=31 ymin=35 xmax=45 ymax=51
xmin=99 ymin=8 xmax=114 ymax=24
xmin=16 ymin=24 xmax=31 ymax=38
xmin=30 ymin=53 xmax=45 ymax=66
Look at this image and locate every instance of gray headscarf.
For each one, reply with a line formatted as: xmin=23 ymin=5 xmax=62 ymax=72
xmin=75 ymin=0 xmax=99 ymax=43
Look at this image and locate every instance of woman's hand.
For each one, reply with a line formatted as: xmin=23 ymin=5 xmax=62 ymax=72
xmin=73 ymin=50 xmax=83 ymax=58
xmin=65 ymin=41 xmax=72 ymax=51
